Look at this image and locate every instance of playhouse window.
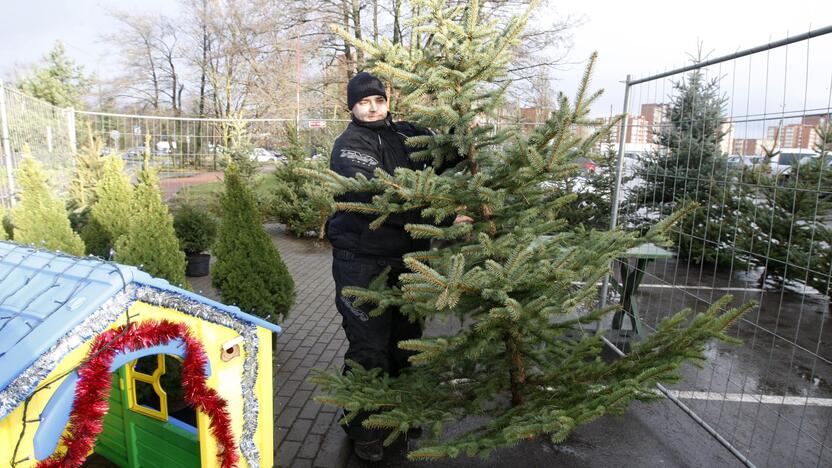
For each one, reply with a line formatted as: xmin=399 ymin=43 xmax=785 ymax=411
xmin=127 ymin=355 xmax=196 ymax=428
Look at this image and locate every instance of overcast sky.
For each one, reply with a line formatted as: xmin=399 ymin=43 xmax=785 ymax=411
xmin=552 ymin=0 xmax=832 ymax=121
xmin=2 ymin=0 xmax=830 ymax=122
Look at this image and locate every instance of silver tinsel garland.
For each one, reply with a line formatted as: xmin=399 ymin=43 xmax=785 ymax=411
xmin=0 ymin=286 xmax=137 ymax=419
xmin=0 ymin=285 xmax=267 ymax=468
xmin=134 ymin=287 xmax=263 ymax=468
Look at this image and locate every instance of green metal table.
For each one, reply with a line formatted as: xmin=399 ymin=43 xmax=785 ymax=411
xmin=609 ymin=243 xmax=674 ymax=336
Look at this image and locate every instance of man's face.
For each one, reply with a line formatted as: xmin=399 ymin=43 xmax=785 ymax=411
xmin=352 ymin=95 xmax=388 ymax=122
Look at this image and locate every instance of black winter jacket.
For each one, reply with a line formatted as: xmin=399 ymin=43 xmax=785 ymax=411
xmin=326 ymin=114 xmax=441 ymax=258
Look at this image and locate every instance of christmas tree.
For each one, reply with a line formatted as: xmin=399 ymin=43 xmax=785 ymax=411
xmin=0 ymin=205 xmax=7 ymax=241
xmin=11 ymin=156 xmax=85 ymax=256
xmin=557 ymin=129 xmax=628 ymax=230
xmin=266 ymin=123 xmax=334 ymax=237
xmin=222 ymin=118 xmax=259 ymax=181
xmin=212 ymin=165 xmax=295 ymax=322
xmin=66 ymin=134 xmax=109 ymax=232
xmin=741 ymin=124 xmax=832 ymax=307
xmin=115 ymin=163 xmax=188 ymax=288
xmin=308 ymin=0 xmax=751 ymax=459
xmin=87 ymin=155 xmax=134 ymax=257
xmin=1 ymin=207 xmax=11 ymax=240
xmin=627 ymin=69 xmax=745 ymax=267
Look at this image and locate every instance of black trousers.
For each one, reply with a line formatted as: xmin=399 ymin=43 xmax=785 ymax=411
xmin=331 ymin=248 xmax=422 ymax=442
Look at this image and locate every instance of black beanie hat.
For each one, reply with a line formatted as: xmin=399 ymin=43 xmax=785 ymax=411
xmin=347 ymin=72 xmax=387 ymax=110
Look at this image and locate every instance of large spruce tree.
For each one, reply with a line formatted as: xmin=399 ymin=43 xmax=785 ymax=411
xmin=627 ymin=69 xmax=745 ymax=267
xmin=308 ymin=0 xmax=751 ymax=460
xmin=11 ymin=157 xmax=85 ymax=256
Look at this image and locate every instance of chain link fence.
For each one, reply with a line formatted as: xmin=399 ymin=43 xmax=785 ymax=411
xmin=74 ymin=112 xmax=347 ymax=173
xmin=0 ymin=85 xmax=349 ymax=208
xmin=0 ymin=83 xmax=77 ymax=207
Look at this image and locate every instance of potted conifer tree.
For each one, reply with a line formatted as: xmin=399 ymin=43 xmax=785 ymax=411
xmin=174 ymin=204 xmax=218 ymax=277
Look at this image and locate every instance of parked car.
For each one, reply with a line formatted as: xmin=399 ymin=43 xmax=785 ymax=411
xmin=726 ymin=155 xmax=755 ymax=169
xmin=575 ymin=157 xmax=597 ymax=174
xmin=273 ymin=151 xmax=288 ymax=164
xmin=759 ymin=148 xmax=819 ymax=177
xmin=124 ymin=146 xmax=147 ymax=160
xmin=155 ymin=141 xmax=172 ymax=155
xmin=207 ymin=143 xmax=226 ymax=154
xmin=304 ymin=146 xmax=324 ymax=161
xmin=251 ymin=147 xmax=277 ymax=162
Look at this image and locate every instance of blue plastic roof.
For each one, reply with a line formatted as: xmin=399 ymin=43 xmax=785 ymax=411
xmin=0 ymin=241 xmax=281 ymax=397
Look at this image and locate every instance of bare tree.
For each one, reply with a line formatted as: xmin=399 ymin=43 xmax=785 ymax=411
xmin=156 ymin=18 xmax=185 ymax=114
xmin=97 ymin=0 xmax=577 ymax=119
xmin=104 ymin=13 xmax=163 ymax=111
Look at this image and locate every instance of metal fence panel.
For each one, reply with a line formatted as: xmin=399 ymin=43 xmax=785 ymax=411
xmin=0 ymin=83 xmax=76 ymax=207
xmin=609 ymin=27 xmax=832 ymax=468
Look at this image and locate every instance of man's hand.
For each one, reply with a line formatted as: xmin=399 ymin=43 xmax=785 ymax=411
xmin=453 ymin=215 xmax=474 ymax=225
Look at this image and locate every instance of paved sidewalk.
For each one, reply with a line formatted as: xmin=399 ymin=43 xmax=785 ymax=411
xmin=189 ymin=225 xmax=349 ymax=468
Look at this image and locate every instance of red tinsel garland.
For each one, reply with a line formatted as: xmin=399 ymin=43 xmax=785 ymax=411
xmin=37 ymin=319 xmax=239 ymax=468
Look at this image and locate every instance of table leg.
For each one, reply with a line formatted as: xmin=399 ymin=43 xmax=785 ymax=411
xmin=614 ymin=258 xmax=649 ymax=335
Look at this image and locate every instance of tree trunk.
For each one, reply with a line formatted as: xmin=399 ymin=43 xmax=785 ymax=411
xmin=410 ymin=4 xmax=420 ymax=52
xmin=351 ymin=0 xmax=364 ymax=67
xmin=146 ymin=42 xmax=159 ymax=110
xmin=198 ymin=0 xmax=209 ymax=118
xmin=757 ymin=267 xmax=767 ymax=289
xmin=392 ymin=0 xmax=402 ymax=44
xmin=372 ymin=0 xmax=379 ymax=42
xmin=168 ymin=57 xmax=178 ymax=113
xmin=177 ymin=84 xmax=184 ymax=117
xmin=504 ymin=332 xmax=526 ymax=407
xmin=341 ymin=0 xmax=354 ymax=79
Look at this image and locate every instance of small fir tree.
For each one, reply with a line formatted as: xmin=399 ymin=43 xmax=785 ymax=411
xmin=87 ymin=156 xmax=134 ymax=257
xmin=1 ymin=208 xmax=12 ymax=240
xmin=173 ymin=204 xmax=218 ymax=255
xmin=212 ymin=165 xmax=295 ymax=322
xmin=67 ymin=134 xmax=109 ymax=232
xmin=266 ymin=123 xmax=334 ymax=237
xmin=557 ymin=129 xmax=629 ymax=229
xmin=306 ymin=0 xmax=752 ymax=459
xmin=11 ymin=157 xmax=85 ymax=255
xmin=115 ymin=164 xmax=188 ymax=288
xmin=0 ymin=205 xmax=7 ymax=241
xmin=222 ymin=118 xmax=259 ymax=181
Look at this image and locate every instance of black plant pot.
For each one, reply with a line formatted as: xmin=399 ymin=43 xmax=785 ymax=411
xmin=186 ymin=253 xmax=211 ymax=277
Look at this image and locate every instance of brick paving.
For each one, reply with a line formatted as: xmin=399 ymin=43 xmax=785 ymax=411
xmin=159 ymin=170 xmax=224 ymax=200
xmin=189 ymin=224 xmax=349 ymax=468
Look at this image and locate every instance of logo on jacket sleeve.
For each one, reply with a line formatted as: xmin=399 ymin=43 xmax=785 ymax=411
xmin=339 ymin=149 xmax=378 ymax=168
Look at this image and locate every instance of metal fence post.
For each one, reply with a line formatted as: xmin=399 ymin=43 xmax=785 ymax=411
xmin=599 ymin=75 xmax=631 ymax=309
xmin=66 ymin=107 xmax=77 ymax=154
xmin=0 ymin=81 xmax=16 ymax=206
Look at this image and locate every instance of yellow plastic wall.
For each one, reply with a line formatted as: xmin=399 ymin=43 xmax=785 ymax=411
xmin=0 ymin=301 xmax=274 ymax=468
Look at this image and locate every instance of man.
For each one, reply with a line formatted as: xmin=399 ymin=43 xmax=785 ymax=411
xmin=326 ymin=71 xmax=460 ymax=461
